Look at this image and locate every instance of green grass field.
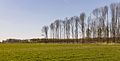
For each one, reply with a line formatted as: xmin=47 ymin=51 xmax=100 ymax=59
xmin=0 ymin=43 xmax=120 ymax=61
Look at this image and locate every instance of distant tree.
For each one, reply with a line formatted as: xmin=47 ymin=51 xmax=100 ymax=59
xmin=101 ymin=6 xmax=108 ymax=37
xmin=116 ymin=3 xmax=120 ymax=37
xmin=59 ymin=20 xmax=62 ymax=39
xmin=104 ymin=6 xmax=109 ymax=38
xmin=86 ymin=16 xmax=91 ymax=38
xmin=117 ymin=3 xmax=120 ymax=37
xmin=70 ymin=17 xmax=75 ymax=39
xmin=91 ymin=19 xmax=97 ymax=38
xmin=50 ymin=23 xmax=55 ymax=39
xmin=110 ymin=3 xmax=118 ymax=43
xmin=54 ymin=20 xmax=60 ymax=39
xmin=62 ymin=20 xmax=66 ymax=39
xmin=65 ymin=18 xmax=71 ymax=39
xmin=92 ymin=8 xmax=99 ymax=38
xmin=74 ymin=16 xmax=80 ymax=39
xmin=42 ymin=26 xmax=49 ymax=39
xmin=80 ymin=13 xmax=86 ymax=39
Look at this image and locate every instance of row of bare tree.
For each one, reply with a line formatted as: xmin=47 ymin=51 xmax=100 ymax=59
xmin=41 ymin=3 xmax=120 ymax=40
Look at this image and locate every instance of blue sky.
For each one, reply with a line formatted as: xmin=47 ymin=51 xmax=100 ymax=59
xmin=0 ymin=0 xmax=119 ymax=41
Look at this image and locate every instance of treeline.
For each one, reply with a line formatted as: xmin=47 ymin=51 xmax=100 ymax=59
xmin=2 ymin=2 xmax=120 ymax=43
xmin=2 ymin=38 xmax=120 ymax=43
xmin=41 ymin=2 xmax=120 ymax=43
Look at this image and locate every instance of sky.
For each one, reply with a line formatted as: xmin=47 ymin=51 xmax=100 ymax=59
xmin=0 ymin=0 xmax=119 ymax=41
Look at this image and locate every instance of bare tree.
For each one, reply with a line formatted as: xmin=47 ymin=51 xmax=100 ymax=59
xmin=116 ymin=3 xmax=120 ymax=37
xmin=74 ymin=16 xmax=79 ymax=39
xmin=117 ymin=3 xmax=120 ymax=37
xmin=62 ymin=20 xmax=66 ymax=39
xmin=42 ymin=26 xmax=49 ymax=39
xmin=110 ymin=3 xmax=118 ymax=42
xmin=92 ymin=8 xmax=100 ymax=38
xmin=104 ymin=6 xmax=109 ymax=38
xmin=50 ymin=23 xmax=55 ymax=39
xmin=101 ymin=6 xmax=109 ymax=38
xmin=65 ymin=18 xmax=71 ymax=39
xmin=80 ymin=13 xmax=86 ymax=39
xmin=86 ymin=16 xmax=91 ymax=38
xmin=54 ymin=20 xmax=61 ymax=39
xmin=70 ymin=17 xmax=75 ymax=39
xmin=59 ymin=20 xmax=63 ymax=39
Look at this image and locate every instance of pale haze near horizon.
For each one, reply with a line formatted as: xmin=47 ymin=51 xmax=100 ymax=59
xmin=0 ymin=0 xmax=119 ymax=41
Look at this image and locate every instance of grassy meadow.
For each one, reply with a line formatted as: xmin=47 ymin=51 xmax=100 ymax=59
xmin=0 ymin=43 xmax=120 ymax=61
